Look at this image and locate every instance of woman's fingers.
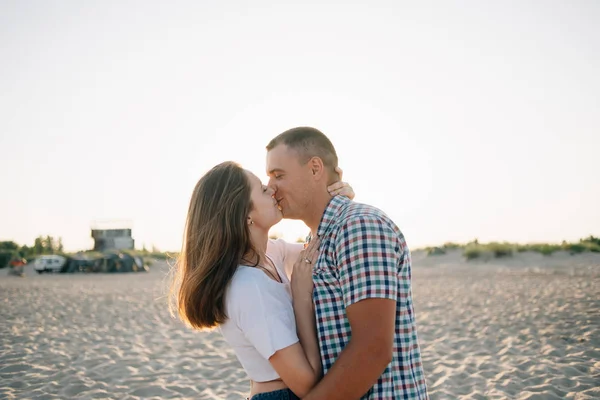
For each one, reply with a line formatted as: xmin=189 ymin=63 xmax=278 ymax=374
xmin=306 ymin=237 xmax=320 ymax=255
xmin=302 ymin=249 xmax=315 ymax=265
xmin=297 ymin=238 xmax=320 ymax=266
xmin=292 ymin=238 xmax=320 ymax=298
xmin=296 ymin=238 xmax=319 ymax=268
xmin=305 ymin=239 xmax=320 ymax=264
xmin=328 ymin=182 xmax=355 ymax=200
xmin=327 ymin=181 xmax=345 ymax=192
xmin=335 ymin=166 xmax=344 ymax=181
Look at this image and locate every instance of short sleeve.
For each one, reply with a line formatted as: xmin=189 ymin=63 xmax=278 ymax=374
xmin=233 ymin=275 xmax=299 ymax=360
xmin=267 ymin=239 xmax=304 ymax=281
xmin=267 ymin=239 xmax=286 ymax=268
xmin=335 ymin=215 xmax=401 ymax=307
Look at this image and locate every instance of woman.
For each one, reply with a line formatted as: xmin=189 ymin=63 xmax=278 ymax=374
xmin=169 ymin=161 xmax=353 ymax=399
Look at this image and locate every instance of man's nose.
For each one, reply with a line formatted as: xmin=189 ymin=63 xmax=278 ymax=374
xmin=267 ymin=179 xmax=277 ymax=193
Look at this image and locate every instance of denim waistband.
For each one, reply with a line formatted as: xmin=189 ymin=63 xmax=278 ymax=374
xmin=250 ymin=388 xmax=300 ymax=400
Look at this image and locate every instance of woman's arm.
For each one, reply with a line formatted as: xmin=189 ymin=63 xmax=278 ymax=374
xmin=291 ymin=293 xmax=321 ymax=378
xmin=328 ymin=166 xmax=355 ymax=199
xmin=269 ymin=239 xmax=322 ymax=397
xmin=278 ymin=171 xmax=355 ymax=277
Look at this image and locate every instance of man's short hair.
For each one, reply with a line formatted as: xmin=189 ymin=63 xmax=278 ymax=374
xmin=266 ymin=127 xmax=339 ymax=171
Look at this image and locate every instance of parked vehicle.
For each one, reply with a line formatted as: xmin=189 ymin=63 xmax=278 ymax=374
xmin=32 ymin=253 xmax=148 ymax=274
xmin=34 ymin=255 xmax=67 ymax=274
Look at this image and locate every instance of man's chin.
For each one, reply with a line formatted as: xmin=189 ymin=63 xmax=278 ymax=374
xmin=281 ymin=212 xmax=302 ymax=220
xmin=279 ymin=205 xmax=300 ymax=220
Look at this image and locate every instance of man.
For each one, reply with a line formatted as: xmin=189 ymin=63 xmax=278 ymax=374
xmin=266 ymin=127 xmax=428 ymax=399
xmin=8 ymin=256 xmax=26 ymax=277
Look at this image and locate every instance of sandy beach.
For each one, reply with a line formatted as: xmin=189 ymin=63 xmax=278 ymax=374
xmin=1 ymin=251 xmax=599 ymax=399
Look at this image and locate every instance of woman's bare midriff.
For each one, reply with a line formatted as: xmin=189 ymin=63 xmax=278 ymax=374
xmin=250 ymin=379 xmax=287 ymax=397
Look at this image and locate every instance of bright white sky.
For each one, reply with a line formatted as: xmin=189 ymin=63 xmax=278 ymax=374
xmin=1 ymin=1 xmax=598 ymax=252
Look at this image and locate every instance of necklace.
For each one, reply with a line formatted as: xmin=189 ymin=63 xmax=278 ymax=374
xmin=241 ymin=254 xmax=282 ymax=283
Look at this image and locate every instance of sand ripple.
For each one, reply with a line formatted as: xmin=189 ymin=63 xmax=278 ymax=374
xmin=1 ymin=256 xmax=599 ymax=399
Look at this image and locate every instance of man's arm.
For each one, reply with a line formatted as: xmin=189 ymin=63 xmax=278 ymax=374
xmin=303 ymin=214 xmax=403 ymax=400
xmin=303 ymin=298 xmax=396 ymax=400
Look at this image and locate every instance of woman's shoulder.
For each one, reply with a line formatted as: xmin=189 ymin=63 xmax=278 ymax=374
xmin=225 ymin=267 xmax=292 ymax=321
xmin=229 ymin=266 xmax=261 ymax=292
xmin=228 ymin=267 xmax=283 ymax=299
xmin=225 ymin=268 xmax=262 ymax=315
xmin=268 ymin=238 xmax=303 ymax=259
xmin=266 ymin=238 xmax=287 ymax=257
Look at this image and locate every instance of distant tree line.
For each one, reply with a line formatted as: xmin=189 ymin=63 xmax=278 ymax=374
xmin=0 ymin=236 xmax=64 ymax=268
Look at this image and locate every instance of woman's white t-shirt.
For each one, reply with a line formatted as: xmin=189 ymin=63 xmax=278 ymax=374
xmin=218 ymin=239 xmax=304 ymax=382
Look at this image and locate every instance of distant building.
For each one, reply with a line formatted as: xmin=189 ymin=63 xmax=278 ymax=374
xmin=91 ymin=228 xmax=134 ymax=252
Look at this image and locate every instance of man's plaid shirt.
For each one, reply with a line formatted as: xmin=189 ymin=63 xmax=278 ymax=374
xmin=310 ymin=196 xmax=428 ymax=399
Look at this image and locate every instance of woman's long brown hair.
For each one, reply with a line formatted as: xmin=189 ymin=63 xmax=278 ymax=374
xmin=170 ymin=161 xmax=257 ymax=330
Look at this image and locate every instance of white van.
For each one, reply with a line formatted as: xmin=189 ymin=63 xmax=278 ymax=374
xmin=34 ymin=255 xmax=67 ymax=274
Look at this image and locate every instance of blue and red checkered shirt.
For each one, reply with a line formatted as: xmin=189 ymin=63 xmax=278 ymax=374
xmin=310 ymin=196 xmax=428 ymax=399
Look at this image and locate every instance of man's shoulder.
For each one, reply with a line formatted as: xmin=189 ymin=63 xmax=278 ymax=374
xmin=340 ymin=201 xmax=397 ymax=229
xmin=335 ymin=201 xmax=408 ymax=246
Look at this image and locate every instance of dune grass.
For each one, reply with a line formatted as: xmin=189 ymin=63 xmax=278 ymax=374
xmin=422 ymin=236 xmax=600 ymax=260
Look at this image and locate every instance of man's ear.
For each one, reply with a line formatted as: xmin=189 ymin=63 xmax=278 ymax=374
xmin=308 ymin=157 xmax=325 ymax=179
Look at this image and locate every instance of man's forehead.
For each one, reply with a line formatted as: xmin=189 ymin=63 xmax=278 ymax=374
xmin=266 ymin=162 xmax=286 ymax=175
xmin=267 ymin=145 xmax=298 ymax=173
xmin=268 ymin=143 xmax=293 ymax=157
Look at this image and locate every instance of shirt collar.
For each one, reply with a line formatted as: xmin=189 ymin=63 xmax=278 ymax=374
xmin=316 ymin=195 xmax=351 ymax=238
